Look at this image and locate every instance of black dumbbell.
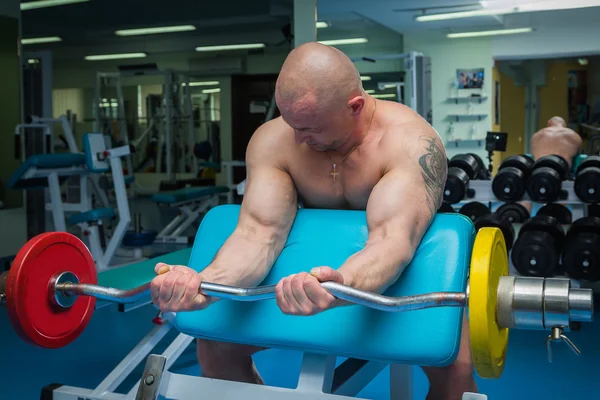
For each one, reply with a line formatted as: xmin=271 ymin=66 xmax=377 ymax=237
xmin=437 ymin=202 xmax=455 ymax=213
xmin=574 ymin=156 xmax=600 ymax=204
xmin=443 ymin=154 xmax=483 ymax=204
xmin=492 ymin=154 xmax=534 ymax=202
xmin=495 ymin=202 xmax=530 ymax=223
xmin=474 ymin=213 xmax=516 ymax=251
xmin=562 ymin=216 xmax=600 ymax=282
xmin=511 ymin=215 xmax=566 ymax=277
xmin=526 ymin=155 xmax=569 ymax=202
xmin=458 ymin=202 xmax=490 ymax=222
xmin=466 ymin=153 xmax=491 ymax=180
xmin=536 ymin=203 xmax=572 ymax=224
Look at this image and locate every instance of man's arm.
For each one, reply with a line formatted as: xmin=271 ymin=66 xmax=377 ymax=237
xmin=337 ymin=128 xmax=447 ymax=294
xmin=199 ymin=124 xmax=298 ymax=287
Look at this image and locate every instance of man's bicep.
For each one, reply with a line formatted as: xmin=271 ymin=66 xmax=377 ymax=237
xmin=366 ymin=134 xmax=447 ymax=247
xmin=238 ymin=163 xmax=298 ymax=242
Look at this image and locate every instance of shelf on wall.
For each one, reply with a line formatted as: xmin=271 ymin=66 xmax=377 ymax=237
xmin=447 ymin=114 xmax=488 ymax=122
xmin=447 ymin=96 xmax=488 ymax=104
xmin=445 ymin=138 xmax=486 ymax=148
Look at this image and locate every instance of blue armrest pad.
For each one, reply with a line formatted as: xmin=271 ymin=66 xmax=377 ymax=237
xmin=152 ymin=186 xmax=229 ymax=204
xmin=68 ymin=208 xmax=115 ymax=225
xmin=173 ymin=205 xmax=475 ymax=366
xmin=7 ymin=153 xmax=86 ymax=189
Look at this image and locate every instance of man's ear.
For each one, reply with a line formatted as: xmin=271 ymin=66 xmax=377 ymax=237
xmin=348 ymin=96 xmax=365 ymax=115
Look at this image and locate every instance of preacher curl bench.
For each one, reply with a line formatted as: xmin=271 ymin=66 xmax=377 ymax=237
xmin=1 ymin=205 xmax=594 ymax=399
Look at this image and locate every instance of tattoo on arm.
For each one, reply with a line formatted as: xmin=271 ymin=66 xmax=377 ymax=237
xmin=418 ymin=136 xmax=447 ymax=215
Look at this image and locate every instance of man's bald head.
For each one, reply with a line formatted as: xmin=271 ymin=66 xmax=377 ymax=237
xmin=275 ymin=42 xmax=370 ymax=152
xmin=548 ymin=116 xmax=566 ymax=128
xmin=275 ymin=42 xmax=363 ymax=114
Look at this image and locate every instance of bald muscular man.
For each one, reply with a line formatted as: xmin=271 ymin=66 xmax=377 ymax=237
xmin=150 ymin=42 xmax=474 ymax=399
xmin=521 ymin=116 xmax=582 ymax=212
xmin=531 ymin=116 xmax=582 ymax=169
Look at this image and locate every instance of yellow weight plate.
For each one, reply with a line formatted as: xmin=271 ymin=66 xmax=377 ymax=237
xmin=468 ymin=227 xmax=509 ymax=379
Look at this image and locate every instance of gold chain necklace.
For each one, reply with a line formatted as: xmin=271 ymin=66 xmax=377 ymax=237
xmin=325 ymin=99 xmax=377 ymax=183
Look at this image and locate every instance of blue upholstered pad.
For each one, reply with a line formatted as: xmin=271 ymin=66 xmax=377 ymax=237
xmin=152 ymin=186 xmax=229 ymax=204
xmin=173 ymin=205 xmax=475 ymax=366
xmin=67 ymin=208 xmax=115 ymax=225
xmin=7 ymin=153 xmax=86 ymax=189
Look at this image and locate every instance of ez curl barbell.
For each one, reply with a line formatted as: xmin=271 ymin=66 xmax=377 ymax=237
xmin=0 ymin=229 xmax=594 ymax=379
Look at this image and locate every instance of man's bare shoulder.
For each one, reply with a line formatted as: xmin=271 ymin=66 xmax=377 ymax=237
xmin=246 ymin=117 xmax=294 ymax=166
xmin=376 ymin=102 xmax=444 ymax=167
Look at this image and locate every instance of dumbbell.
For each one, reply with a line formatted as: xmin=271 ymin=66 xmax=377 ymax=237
xmin=492 ymin=155 xmax=534 ymax=202
xmin=474 ymin=213 xmax=516 ymax=251
xmin=511 ymin=216 xmax=566 ymax=277
xmin=574 ymin=155 xmax=600 ymax=203
xmin=495 ymin=202 xmax=530 ymax=223
xmin=526 ymin=155 xmax=569 ymax=203
xmin=536 ymin=203 xmax=572 ymax=224
xmin=562 ymin=217 xmax=600 ymax=282
xmin=458 ymin=202 xmax=490 ymax=222
xmin=443 ymin=154 xmax=484 ymax=204
xmin=467 ymin=153 xmax=491 ymax=180
xmin=437 ymin=202 xmax=455 ymax=213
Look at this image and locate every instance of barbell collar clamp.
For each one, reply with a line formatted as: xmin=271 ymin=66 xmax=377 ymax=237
xmin=546 ymin=326 xmax=581 ymax=363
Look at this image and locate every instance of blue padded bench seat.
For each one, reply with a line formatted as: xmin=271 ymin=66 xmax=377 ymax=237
xmin=68 ymin=208 xmax=115 ymax=225
xmin=174 ymin=205 xmax=475 ymax=367
xmin=8 ymin=153 xmax=86 ymax=190
xmin=152 ymin=186 xmax=229 ymax=204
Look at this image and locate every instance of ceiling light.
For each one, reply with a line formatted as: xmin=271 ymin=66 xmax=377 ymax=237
xmin=360 ymin=76 xmax=371 ymax=81
xmin=318 ymin=38 xmax=368 ymax=45
xmin=21 ymin=0 xmax=89 ymax=10
xmin=416 ymin=8 xmax=513 ymax=21
xmin=447 ymin=27 xmax=533 ymax=38
xmin=202 ymin=88 xmax=221 ymax=94
xmin=195 ymin=43 xmax=265 ymax=52
xmin=372 ymin=93 xmax=396 ymax=99
xmin=115 ymin=25 xmax=196 ymax=36
xmin=182 ymin=81 xmax=220 ymax=87
xmin=365 ymin=89 xmax=376 ymax=94
xmin=316 ymin=21 xmax=329 ymax=28
xmin=85 ymin=53 xmax=147 ymax=61
xmin=417 ymin=0 xmax=600 ymax=22
xmin=21 ymin=36 xmax=62 ymax=44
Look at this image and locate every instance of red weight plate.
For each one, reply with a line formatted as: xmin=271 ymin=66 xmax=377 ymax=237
xmin=6 ymin=232 xmax=97 ymax=348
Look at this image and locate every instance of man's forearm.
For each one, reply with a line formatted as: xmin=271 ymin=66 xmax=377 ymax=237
xmin=337 ymin=239 xmax=412 ymax=295
xmin=197 ymin=230 xmax=283 ymax=288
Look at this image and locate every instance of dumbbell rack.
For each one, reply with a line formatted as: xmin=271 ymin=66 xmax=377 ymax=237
xmin=447 ymin=179 xmax=599 ymax=295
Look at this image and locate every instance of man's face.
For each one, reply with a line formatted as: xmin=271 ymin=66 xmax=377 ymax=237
xmin=280 ymin=102 xmax=355 ymax=152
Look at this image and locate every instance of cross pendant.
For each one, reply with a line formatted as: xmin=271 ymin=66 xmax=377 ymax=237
xmin=331 ymin=163 xmax=339 ymax=182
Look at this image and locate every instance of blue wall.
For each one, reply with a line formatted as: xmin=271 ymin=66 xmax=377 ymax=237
xmin=1 ymin=303 xmax=599 ymax=399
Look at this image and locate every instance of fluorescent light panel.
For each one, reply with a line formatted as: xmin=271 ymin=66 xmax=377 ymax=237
xmin=21 ymin=0 xmax=89 ymax=10
xmin=418 ymin=0 xmax=600 ymax=21
xmin=22 ymin=36 xmax=62 ymax=44
xmin=195 ymin=43 xmax=265 ymax=52
xmin=447 ymin=27 xmax=533 ymax=38
xmin=202 ymin=88 xmax=221 ymax=94
xmin=85 ymin=53 xmax=147 ymax=61
xmin=372 ymin=93 xmax=396 ymax=98
xmin=316 ymin=21 xmax=329 ymax=28
xmin=116 ymin=25 xmax=196 ymax=36
xmin=360 ymin=76 xmax=371 ymax=81
xmin=318 ymin=38 xmax=368 ymax=45
xmin=182 ymin=81 xmax=220 ymax=87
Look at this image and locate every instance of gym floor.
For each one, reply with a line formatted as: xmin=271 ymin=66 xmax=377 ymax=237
xmin=1 ymin=303 xmax=598 ymax=399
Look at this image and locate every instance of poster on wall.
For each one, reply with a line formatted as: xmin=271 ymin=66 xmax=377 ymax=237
xmin=457 ymin=68 xmax=484 ymax=89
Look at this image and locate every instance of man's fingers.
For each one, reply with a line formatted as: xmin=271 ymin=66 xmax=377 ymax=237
xmin=159 ymin=270 xmax=184 ymax=304
xmin=291 ymin=273 xmax=315 ymax=314
xmin=303 ymin=274 xmax=332 ymax=310
xmin=155 ymin=262 xmax=170 ymax=275
xmin=275 ymin=280 xmax=291 ymax=313
xmin=282 ymin=275 xmax=300 ymax=313
xmin=310 ymin=266 xmax=344 ymax=283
